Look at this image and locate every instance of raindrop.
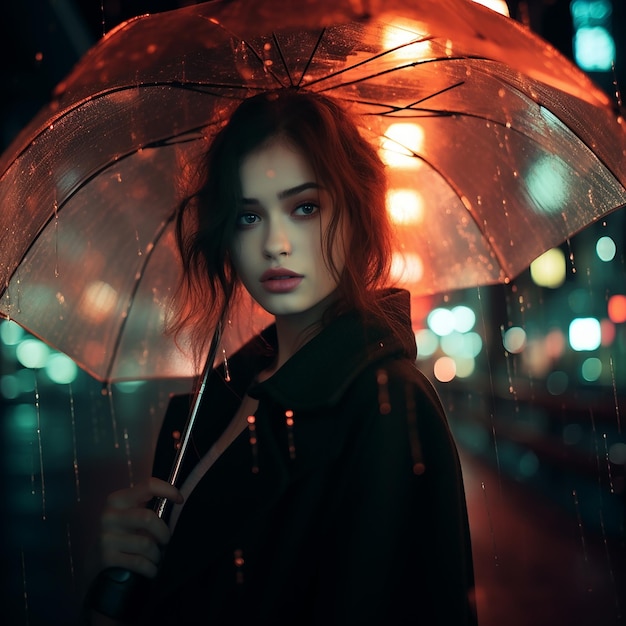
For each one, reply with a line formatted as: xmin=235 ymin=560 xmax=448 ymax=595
xmin=104 ymin=384 xmax=120 ymax=449
xmin=481 ymin=482 xmax=499 ymax=566
xmin=69 ymin=383 xmax=80 ymax=502
xmin=598 ymin=510 xmax=619 ymax=616
xmin=21 ymin=548 xmax=29 ymax=620
xmin=135 ymin=229 xmax=142 ymax=256
xmin=609 ymin=355 xmax=621 ymax=433
xmin=572 ymin=490 xmax=589 ymax=566
xmin=123 ymin=428 xmax=134 ymax=487
xmin=66 ymin=523 xmax=75 ymax=590
xmin=590 ymin=410 xmax=603 ymax=494
xmin=34 ymin=377 xmax=46 ymax=520
xmin=602 ymin=433 xmax=614 ymax=494
xmin=223 ymin=348 xmax=231 ymax=382
xmin=53 ymin=196 xmax=59 ymax=278
xmin=565 ymin=238 xmax=577 ymax=274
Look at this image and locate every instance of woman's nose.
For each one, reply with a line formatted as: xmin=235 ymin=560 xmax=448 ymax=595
xmin=263 ymin=218 xmax=292 ymax=259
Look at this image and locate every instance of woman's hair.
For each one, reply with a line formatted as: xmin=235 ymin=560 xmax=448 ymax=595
xmin=168 ymin=89 xmax=395 ymax=363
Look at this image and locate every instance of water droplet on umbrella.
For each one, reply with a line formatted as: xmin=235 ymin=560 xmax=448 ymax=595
xmin=53 ymin=197 xmax=60 ymax=278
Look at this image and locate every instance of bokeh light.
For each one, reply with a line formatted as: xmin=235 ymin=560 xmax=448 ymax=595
xmin=519 ymin=450 xmax=540 ymax=477
xmin=0 ymin=320 xmax=25 ymax=345
xmin=530 ymin=248 xmax=566 ymax=288
xmin=563 ymin=423 xmax=583 ymax=445
xmin=451 ymin=306 xmax=476 ymax=333
xmin=15 ymin=338 xmax=50 ymax=369
xmin=45 ymin=353 xmax=79 ymax=385
xmin=387 ymin=189 xmax=424 ymax=224
xmin=569 ymin=317 xmax=601 ymax=351
xmin=380 ymin=123 xmax=424 ymax=169
xmin=596 ymin=236 xmax=616 ymax=262
xmin=427 ymin=308 xmax=455 ymax=336
xmin=608 ymin=295 xmax=626 ymax=324
xmin=609 ymin=443 xmax=626 ymax=465
xmin=415 ymin=328 xmax=439 ymax=359
xmin=472 ymin=0 xmax=510 ymax=15
xmin=581 ymin=357 xmax=602 ymax=382
xmin=526 ymin=154 xmax=570 ymax=215
xmin=390 ymin=252 xmax=424 ymax=285
xmin=503 ymin=326 xmax=527 ymax=353
xmin=546 ymin=370 xmax=568 ymax=395
xmin=433 ymin=356 xmax=456 ymax=382
xmin=454 ymin=357 xmax=476 ymax=378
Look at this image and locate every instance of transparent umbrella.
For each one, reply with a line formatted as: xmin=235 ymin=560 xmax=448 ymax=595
xmin=0 ymin=0 xmax=625 ymax=384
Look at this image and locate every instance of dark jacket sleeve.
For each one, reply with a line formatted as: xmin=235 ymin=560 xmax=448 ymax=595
xmin=313 ymin=360 xmax=477 ymax=626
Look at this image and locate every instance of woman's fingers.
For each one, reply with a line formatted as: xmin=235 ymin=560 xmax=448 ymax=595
xmin=105 ymin=477 xmax=183 ymax=510
xmin=101 ymin=545 xmax=160 ymax=579
xmin=101 ymin=531 xmax=163 ymax=577
xmin=96 ymin=478 xmax=184 ymax=577
xmin=102 ymin=506 xmax=172 ymax=546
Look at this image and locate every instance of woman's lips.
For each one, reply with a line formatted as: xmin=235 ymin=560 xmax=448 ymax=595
xmin=260 ymin=269 xmax=303 ymax=293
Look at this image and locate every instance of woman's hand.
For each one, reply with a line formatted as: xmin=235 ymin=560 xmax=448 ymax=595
xmin=99 ymin=477 xmax=183 ymax=579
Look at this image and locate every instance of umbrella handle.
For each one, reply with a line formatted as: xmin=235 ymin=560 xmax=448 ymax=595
xmin=86 ymin=322 xmax=223 ymax=621
xmin=86 ymin=567 xmax=152 ymax=622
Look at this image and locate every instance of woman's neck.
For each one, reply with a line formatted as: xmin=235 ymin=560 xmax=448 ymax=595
xmin=259 ymin=292 xmax=337 ymax=380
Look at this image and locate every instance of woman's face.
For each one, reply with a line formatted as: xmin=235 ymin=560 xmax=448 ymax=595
xmin=231 ymin=140 xmax=347 ymax=321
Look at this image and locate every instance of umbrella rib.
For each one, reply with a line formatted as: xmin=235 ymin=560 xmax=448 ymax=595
xmin=104 ymin=209 xmax=176 ymax=383
xmin=304 ymin=35 xmax=437 ymax=90
xmin=340 ymin=81 xmax=466 ymax=117
xmin=409 ymin=152 xmax=513 ymax=278
xmin=272 ymin=32 xmax=295 ymax=88
xmin=291 ymin=28 xmax=326 ymax=89
xmin=312 ymin=55 xmax=471 ymax=92
xmin=194 ymin=14 xmax=288 ymax=89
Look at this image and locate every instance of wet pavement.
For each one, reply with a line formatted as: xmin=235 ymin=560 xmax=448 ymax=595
xmin=463 ymin=451 xmax=625 ymax=626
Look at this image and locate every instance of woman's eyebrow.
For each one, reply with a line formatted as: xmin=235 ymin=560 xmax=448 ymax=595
xmin=241 ymin=182 xmax=321 ymax=205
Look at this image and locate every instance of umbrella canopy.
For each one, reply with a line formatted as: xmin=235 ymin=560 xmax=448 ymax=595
xmin=1 ymin=0 xmax=625 ymax=382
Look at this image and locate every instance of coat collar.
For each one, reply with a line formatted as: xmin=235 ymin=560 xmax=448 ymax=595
xmin=247 ymin=288 xmax=416 ymax=411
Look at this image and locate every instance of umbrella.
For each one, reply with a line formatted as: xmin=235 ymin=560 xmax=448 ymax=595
xmin=1 ymin=0 xmax=626 ymax=383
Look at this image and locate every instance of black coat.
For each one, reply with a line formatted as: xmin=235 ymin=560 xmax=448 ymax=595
xmin=142 ymin=289 xmax=477 ymax=625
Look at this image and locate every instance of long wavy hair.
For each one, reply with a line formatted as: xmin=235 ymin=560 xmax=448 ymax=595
xmin=167 ymin=89 xmax=395 ymax=365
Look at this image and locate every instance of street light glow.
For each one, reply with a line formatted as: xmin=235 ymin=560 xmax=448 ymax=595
xmin=569 ymin=317 xmax=601 ymax=351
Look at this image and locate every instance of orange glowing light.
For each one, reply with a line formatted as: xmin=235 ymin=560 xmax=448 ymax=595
xmin=608 ymin=295 xmax=626 ymax=324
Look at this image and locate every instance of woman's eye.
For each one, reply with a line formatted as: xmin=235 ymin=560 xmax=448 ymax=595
xmin=236 ymin=213 xmax=260 ymax=227
xmin=293 ymin=203 xmax=318 ymax=217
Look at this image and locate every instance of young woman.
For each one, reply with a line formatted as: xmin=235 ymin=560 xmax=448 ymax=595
xmin=87 ymin=90 xmax=477 ymax=625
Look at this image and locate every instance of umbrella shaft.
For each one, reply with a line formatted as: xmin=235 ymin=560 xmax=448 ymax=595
xmin=155 ymin=322 xmax=223 ymax=519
